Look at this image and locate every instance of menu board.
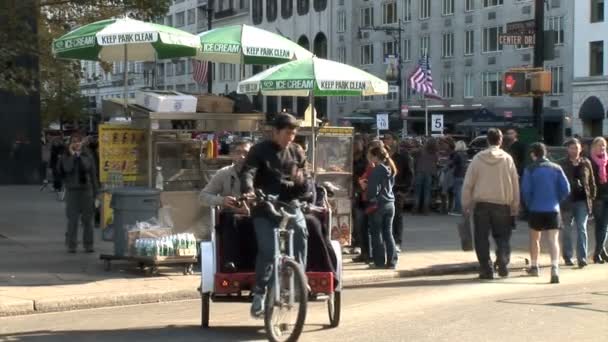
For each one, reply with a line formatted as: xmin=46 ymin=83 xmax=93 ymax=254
xmin=98 ymin=124 xmax=146 ymax=183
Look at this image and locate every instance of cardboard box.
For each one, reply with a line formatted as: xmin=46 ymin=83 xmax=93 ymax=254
xmin=196 ymin=94 xmax=234 ymax=113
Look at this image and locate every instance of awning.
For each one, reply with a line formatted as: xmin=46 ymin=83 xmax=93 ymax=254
xmin=579 ymin=96 xmax=605 ymax=120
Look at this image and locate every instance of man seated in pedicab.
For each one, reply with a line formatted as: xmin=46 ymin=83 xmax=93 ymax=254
xmin=199 ymin=139 xmax=256 ymax=273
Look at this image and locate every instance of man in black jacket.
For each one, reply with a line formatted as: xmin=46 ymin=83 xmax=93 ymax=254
xmin=383 ymin=133 xmax=414 ymax=252
xmin=241 ymin=112 xmax=310 ymax=318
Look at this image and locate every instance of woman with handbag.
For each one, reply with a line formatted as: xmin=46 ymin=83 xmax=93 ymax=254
xmin=589 ymin=137 xmax=608 ymax=264
xmin=365 ymin=146 xmax=398 ymax=269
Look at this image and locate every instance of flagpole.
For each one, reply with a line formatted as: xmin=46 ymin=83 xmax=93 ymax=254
xmin=424 ymin=96 xmax=429 ymax=136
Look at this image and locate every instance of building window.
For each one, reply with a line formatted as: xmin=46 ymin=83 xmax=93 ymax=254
xmin=465 ymin=30 xmax=475 ymax=55
xmin=383 ymin=40 xmax=400 ymax=56
xmin=175 ymin=11 xmax=185 ymax=27
xmin=337 ymin=96 xmax=347 ymax=104
xmin=176 ymin=60 xmax=186 ymax=76
xmin=187 ymin=9 xmax=196 ymax=25
xmin=420 ymin=36 xmax=430 ymax=56
xmin=282 ymin=0 xmax=293 ymax=19
xmin=550 ymin=66 xmax=564 ymax=95
xmin=591 ymin=0 xmax=605 ymax=23
xmin=403 ymin=39 xmax=411 ymax=60
xmin=219 ymin=64 xmax=236 ymax=81
xmin=165 ymin=15 xmax=173 ymax=27
xmin=313 ymin=0 xmax=327 ymax=12
xmin=361 ymin=95 xmax=373 ymax=102
xmin=337 ymin=46 xmax=347 ymax=63
xmin=465 ymin=0 xmax=475 ymax=12
xmin=482 ymin=72 xmax=502 ymax=97
xmin=442 ymin=33 xmax=454 ymax=58
xmin=267 ymin=0 xmax=278 ymax=22
xmin=383 ymin=1 xmax=397 ymax=24
xmin=337 ymin=10 xmax=346 ymax=33
xmin=464 ymin=73 xmax=474 ymax=98
xmin=419 ymin=0 xmax=431 ymax=19
xmin=297 ymin=0 xmax=309 ymax=15
xmin=253 ymin=0 xmax=263 ymax=24
xmin=360 ymin=44 xmax=374 ymax=65
xmin=442 ymin=75 xmax=454 ymax=98
xmin=547 ymin=16 xmax=564 ymax=45
xmin=482 ymin=26 xmax=503 ymax=53
xmin=483 ymin=0 xmax=503 ymax=7
xmin=360 ymin=7 xmax=374 ymax=27
xmin=590 ymin=41 xmax=604 ymax=76
xmin=442 ymin=0 xmax=454 ymax=15
xmin=404 ymin=0 xmax=412 ymax=21
xmin=166 ymin=62 xmax=174 ymax=77
xmin=240 ymin=0 xmax=248 ymax=9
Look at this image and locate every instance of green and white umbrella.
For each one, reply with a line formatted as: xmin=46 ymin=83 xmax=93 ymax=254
xmin=238 ymin=57 xmax=388 ymax=170
xmin=52 ymin=17 xmax=199 ymax=61
xmin=237 ymin=57 xmax=388 ymax=96
xmin=196 ymin=24 xmax=313 ymax=65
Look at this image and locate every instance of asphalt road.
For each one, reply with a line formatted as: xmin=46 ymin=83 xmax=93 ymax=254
xmin=1 ymin=267 xmax=606 ymax=342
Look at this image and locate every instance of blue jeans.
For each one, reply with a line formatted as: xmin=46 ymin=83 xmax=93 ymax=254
xmin=414 ymin=173 xmax=433 ymax=212
xmin=452 ymin=177 xmax=464 ymax=213
xmin=592 ymin=199 xmax=608 ymax=257
xmin=252 ymin=209 xmax=308 ymax=295
xmin=353 ymin=206 xmax=371 ymax=259
xmin=369 ymin=203 xmax=397 ymax=267
xmin=562 ymin=201 xmax=589 ymax=262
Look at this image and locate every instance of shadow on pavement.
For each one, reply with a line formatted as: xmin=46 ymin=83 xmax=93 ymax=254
xmin=0 ymin=324 xmax=333 ymax=342
xmin=497 ymin=291 xmax=608 ymax=314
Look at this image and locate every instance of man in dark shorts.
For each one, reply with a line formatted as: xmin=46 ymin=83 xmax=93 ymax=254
xmin=521 ymin=143 xmax=570 ymax=284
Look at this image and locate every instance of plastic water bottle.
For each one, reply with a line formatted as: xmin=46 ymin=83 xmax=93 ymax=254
xmin=155 ymin=166 xmax=164 ymax=191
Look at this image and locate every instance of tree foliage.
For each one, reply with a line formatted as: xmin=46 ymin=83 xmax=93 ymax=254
xmin=1 ymin=0 xmax=171 ymax=125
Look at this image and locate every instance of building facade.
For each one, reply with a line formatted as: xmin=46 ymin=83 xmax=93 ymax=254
xmin=572 ymin=0 xmax=608 ymax=137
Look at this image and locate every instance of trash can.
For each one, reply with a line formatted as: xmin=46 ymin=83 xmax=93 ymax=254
xmin=110 ymin=187 xmax=161 ymax=256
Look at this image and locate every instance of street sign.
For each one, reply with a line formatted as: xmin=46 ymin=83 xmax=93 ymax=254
xmin=376 ymin=113 xmax=389 ymax=130
xmin=431 ymin=114 xmax=443 ymax=132
xmin=499 ymin=33 xmax=535 ymax=45
xmin=504 ymin=111 xmax=513 ymax=119
xmin=389 ymin=85 xmax=399 ymax=93
xmin=401 ymin=105 xmax=409 ymax=119
xmin=506 ymin=19 xmax=535 ymax=33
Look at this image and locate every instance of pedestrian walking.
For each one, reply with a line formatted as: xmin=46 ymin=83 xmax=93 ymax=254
xmin=365 ymin=146 xmax=398 ymax=269
xmin=352 ymin=137 xmax=371 ymax=263
xmin=588 ymin=137 xmax=608 ymax=264
xmin=58 ymin=133 xmax=99 ymax=253
xmin=449 ymin=141 xmax=468 ymax=216
xmin=50 ymin=136 xmax=66 ymax=192
xmin=413 ymin=139 xmax=438 ymax=215
xmin=522 ymin=143 xmax=570 ymax=284
xmin=462 ymin=129 xmax=520 ymax=279
xmin=559 ymin=138 xmax=596 ymax=268
xmin=40 ymin=134 xmax=51 ymax=190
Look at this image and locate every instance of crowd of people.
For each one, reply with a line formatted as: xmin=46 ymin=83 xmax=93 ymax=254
xmin=350 ymin=128 xmax=608 ymax=284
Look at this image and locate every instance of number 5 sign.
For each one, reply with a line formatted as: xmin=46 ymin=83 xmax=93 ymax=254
xmin=431 ymin=114 xmax=444 ymax=132
xmin=376 ymin=113 xmax=389 ymax=130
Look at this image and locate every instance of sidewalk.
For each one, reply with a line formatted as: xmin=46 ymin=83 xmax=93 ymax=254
xmin=1 ymin=186 xmax=533 ymax=317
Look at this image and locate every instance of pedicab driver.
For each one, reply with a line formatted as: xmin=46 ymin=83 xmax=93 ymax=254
xmin=240 ymin=112 xmax=310 ymax=318
xmin=199 ymin=140 xmax=253 ymax=273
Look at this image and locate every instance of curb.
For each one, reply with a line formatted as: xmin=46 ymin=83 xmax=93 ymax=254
xmin=0 ymin=262 xmax=525 ymax=317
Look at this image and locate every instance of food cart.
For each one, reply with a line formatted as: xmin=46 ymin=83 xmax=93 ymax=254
xmin=296 ymin=126 xmax=355 ymax=246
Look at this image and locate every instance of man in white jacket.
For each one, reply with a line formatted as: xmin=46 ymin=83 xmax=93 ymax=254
xmin=200 ymin=140 xmax=253 ymax=272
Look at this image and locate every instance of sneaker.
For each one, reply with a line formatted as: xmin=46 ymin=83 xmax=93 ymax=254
xmin=479 ymin=272 xmax=494 ymax=280
xmin=85 ymin=247 xmax=95 ymax=254
xmin=448 ymin=212 xmax=462 ymax=217
xmin=578 ymin=259 xmax=588 ymax=268
xmin=550 ymin=266 xmax=560 ymax=284
xmin=250 ymin=293 xmax=265 ymax=319
xmin=395 ymin=246 xmax=402 ymax=254
xmin=526 ymin=266 xmax=540 ymax=277
xmin=563 ymin=258 xmax=574 ymax=266
xmin=67 ymin=248 xmax=77 ymax=254
xmin=497 ymin=264 xmax=509 ymax=278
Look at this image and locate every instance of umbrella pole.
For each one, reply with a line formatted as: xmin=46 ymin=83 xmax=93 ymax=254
xmin=123 ymin=44 xmax=128 ymax=113
xmin=309 ymin=91 xmax=316 ymax=181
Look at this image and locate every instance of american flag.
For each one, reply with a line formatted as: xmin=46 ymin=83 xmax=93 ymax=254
xmin=192 ymin=59 xmax=209 ymax=87
xmin=409 ymin=54 xmax=442 ymax=100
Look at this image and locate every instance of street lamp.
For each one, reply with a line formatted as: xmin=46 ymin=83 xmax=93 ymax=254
xmin=358 ymin=19 xmax=405 ymax=136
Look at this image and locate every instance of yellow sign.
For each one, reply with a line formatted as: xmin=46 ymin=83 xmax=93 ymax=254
xmin=319 ymin=127 xmax=354 ymax=136
xmin=98 ymin=125 xmax=146 ymax=183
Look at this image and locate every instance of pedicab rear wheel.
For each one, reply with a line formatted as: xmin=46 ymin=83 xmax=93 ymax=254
xmin=327 ymin=291 xmax=341 ymax=328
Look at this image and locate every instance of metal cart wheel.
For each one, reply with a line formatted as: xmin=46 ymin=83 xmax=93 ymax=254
xmin=146 ymin=265 xmax=159 ymax=276
xmin=201 ymin=293 xmax=210 ymax=328
xmin=103 ymin=259 xmax=111 ymax=272
xmin=327 ymin=291 xmax=341 ymax=328
xmin=184 ymin=264 xmax=194 ymax=275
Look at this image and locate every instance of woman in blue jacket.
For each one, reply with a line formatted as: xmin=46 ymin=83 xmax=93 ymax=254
xmin=522 ymin=143 xmax=570 ymax=284
xmin=366 ymin=146 xmax=398 ymax=269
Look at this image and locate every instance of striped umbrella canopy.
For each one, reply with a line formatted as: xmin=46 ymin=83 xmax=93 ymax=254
xmin=237 ymin=57 xmax=388 ymax=96
xmin=196 ymin=24 xmax=312 ymax=65
xmin=52 ymin=17 xmax=199 ymax=61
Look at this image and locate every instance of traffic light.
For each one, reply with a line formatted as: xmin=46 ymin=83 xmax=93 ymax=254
xmin=503 ymin=72 xmax=527 ymax=94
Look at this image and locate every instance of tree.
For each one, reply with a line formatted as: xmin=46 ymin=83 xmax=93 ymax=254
xmin=1 ymin=0 xmax=171 ymax=125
